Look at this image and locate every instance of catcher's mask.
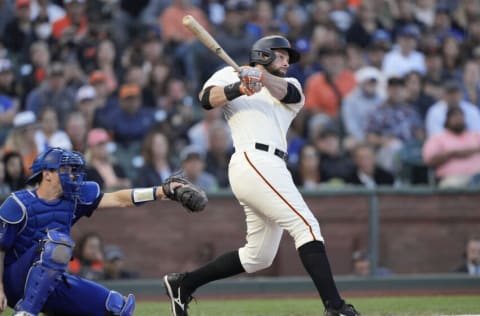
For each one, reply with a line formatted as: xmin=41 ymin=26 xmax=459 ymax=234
xmin=249 ymin=35 xmax=301 ymax=66
xmin=28 ymin=147 xmax=86 ymax=201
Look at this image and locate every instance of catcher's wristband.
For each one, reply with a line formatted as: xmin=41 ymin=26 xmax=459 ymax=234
xmin=224 ymin=81 xmax=243 ymax=100
xmin=131 ymin=187 xmax=158 ymax=206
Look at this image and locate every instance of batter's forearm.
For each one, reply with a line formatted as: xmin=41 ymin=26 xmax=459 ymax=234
xmin=262 ymin=71 xmax=288 ymax=100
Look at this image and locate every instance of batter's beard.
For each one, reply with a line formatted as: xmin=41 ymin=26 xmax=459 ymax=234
xmin=266 ymin=65 xmax=286 ymax=77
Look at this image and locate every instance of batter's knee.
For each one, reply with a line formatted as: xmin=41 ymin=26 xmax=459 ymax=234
xmin=238 ymin=246 xmax=276 ymax=273
xmin=287 ymin=219 xmax=323 ymax=249
xmin=105 ymin=291 xmax=135 ymax=316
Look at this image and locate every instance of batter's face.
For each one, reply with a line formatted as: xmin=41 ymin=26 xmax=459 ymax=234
xmin=266 ymin=49 xmax=290 ymax=77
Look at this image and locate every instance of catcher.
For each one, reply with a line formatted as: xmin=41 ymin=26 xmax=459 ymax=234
xmin=0 ymin=147 xmax=207 ymax=316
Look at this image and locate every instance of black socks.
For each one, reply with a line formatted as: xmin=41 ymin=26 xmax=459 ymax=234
xmin=182 ymin=250 xmax=245 ymax=293
xmin=298 ymin=240 xmax=343 ymax=309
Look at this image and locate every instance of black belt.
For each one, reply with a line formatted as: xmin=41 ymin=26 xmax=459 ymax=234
xmin=255 ymin=143 xmax=288 ymax=162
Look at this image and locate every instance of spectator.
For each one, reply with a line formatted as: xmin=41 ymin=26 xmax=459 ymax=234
xmin=68 ymin=232 xmax=105 ymax=281
xmin=0 ymin=159 xmax=11 ymax=198
xmin=382 ymin=24 xmax=426 ymax=78
xmin=352 ymin=250 xmax=392 ymax=277
xmin=314 ymin=128 xmax=355 ymax=184
xmin=452 ymin=235 xmax=480 ymax=276
xmin=413 ymin=0 xmax=436 ymax=28
xmin=65 ymin=111 xmax=87 ymax=153
xmin=85 ymin=128 xmax=131 ymax=191
xmin=93 ymin=39 xmax=119 ymax=94
xmin=440 ymin=33 xmax=463 ymax=81
xmin=2 ymin=0 xmax=35 ymax=60
xmin=25 ymin=61 xmax=77 ymax=128
xmin=3 ymin=151 xmax=26 ymax=191
xmin=461 ymin=16 xmax=480 ymax=60
xmin=159 ymin=0 xmax=210 ymax=49
xmin=345 ymin=0 xmax=384 ymax=49
xmin=30 ymin=0 xmax=65 ymax=22
xmin=103 ymin=245 xmax=139 ymax=280
xmin=346 ymin=143 xmax=394 ymax=187
xmin=462 ymin=59 xmax=480 ymax=108
xmin=180 ymin=145 xmax=218 ymax=192
xmin=404 ymin=71 xmax=436 ymax=121
xmin=111 ymin=0 xmax=151 ymax=50
xmin=134 ymin=129 xmax=173 ymax=187
xmin=52 ymin=0 xmax=88 ymax=43
xmin=423 ymin=107 xmax=480 ymax=188
xmin=426 ymin=80 xmax=480 ymax=137
xmin=110 ymin=83 xmax=156 ymax=148
xmin=342 ymin=66 xmax=384 ymax=145
xmin=365 ymin=30 xmax=392 ymax=70
xmin=205 ymin=120 xmax=232 ymax=188
xmin=3 ymin=111 xmax=41 ymax=175
xmin=18 ymin=41 xmax=51 ymax=100
xmin=75 ymin=84 xmax=97 ymax=129
xmin=34 ymin=105 xmax=72 ymax=151
xmin=89 ymin=70 xmax=119 ymax=131
xmin=291 ymin=143 xmax=321 ymax=190
xmin=304 ymin=47 xmax=356 ymax=118
xmin=366 ymin=77 xmax=424 ymax=174
xmin=0 ymin=59 xmax=19 ymax=145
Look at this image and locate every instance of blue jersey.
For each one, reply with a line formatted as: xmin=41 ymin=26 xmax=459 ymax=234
xmin=0 ymin=182 xmax=103 ymax=266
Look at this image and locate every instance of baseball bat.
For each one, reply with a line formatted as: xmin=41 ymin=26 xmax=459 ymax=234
xmin=182 ymin=15 xmax=242 ymax=72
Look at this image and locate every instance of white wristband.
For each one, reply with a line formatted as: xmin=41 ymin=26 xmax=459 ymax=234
xmin=131 ymin=187 xmax=157 ymax=205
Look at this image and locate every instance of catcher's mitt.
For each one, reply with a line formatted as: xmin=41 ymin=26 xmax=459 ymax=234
xmin=162 ymin=175 xmax=208 ymax=212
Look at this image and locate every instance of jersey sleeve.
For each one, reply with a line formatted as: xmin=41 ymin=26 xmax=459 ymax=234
xmin=283 ymin=77 xmax=305 ymax=113
xmin=0 ymin=195 xmax=26 ymax=250
xmin=200 ymin=67 xmax=238 ymax=94
xmin=73 ymin=182 xmax=104 ymax=223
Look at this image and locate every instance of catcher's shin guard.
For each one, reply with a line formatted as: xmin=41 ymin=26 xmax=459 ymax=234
xmin=15 ymin=231 xmax=74 ymax=314
xmin=105 ymin=291 xmax=135 ymax=316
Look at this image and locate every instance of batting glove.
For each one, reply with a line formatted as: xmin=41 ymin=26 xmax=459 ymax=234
xmin=239 ymin=66 xmax=263 ymax=95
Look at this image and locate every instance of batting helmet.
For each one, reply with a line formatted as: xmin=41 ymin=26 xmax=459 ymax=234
xmin=249 ymin=35 xmax=301 ymax=66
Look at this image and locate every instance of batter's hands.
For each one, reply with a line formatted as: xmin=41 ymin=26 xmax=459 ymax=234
xmin=238 ymin=66 xmax=263 ymax=96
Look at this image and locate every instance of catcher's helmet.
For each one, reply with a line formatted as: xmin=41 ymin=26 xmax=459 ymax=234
xmin=28 ymin=147 xmax=86 ymax=201
xmin=249 ymin=35 xmax=300 ymax=66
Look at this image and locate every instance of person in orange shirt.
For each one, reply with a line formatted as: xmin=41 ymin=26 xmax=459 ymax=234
xmin=159 ymin=0 xmax=210 ymax=47
xmin=52 ymin=0 xmax=87 ymax=42
xmin=304 ymin=47 xmax=356 ymax=117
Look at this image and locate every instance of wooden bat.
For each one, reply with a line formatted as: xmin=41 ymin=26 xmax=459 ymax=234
xmin=182 ymin=15 xmax=241 ymax=72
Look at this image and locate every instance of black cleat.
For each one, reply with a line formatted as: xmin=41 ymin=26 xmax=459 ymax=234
xmin=163 ymin=273 xmax=193 ymax=316
xmin=325 ymin=302 xmax=361 ymax=316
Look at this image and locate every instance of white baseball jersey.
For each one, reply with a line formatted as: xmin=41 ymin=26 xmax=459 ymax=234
xmin=202 ymin=66 xmax=304 ymax=152
xmin=201 ymin=66 xmax=323 ymax=273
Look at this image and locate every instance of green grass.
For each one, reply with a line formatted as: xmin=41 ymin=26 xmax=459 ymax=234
xmin=9 ymin=295 xmax=480 ymax=315
xmin=134 ymin=296 xmax=480 ymax=316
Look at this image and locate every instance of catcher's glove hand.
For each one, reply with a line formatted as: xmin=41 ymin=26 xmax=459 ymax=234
xmin=162 ymin=175 xmax=208 ymax=213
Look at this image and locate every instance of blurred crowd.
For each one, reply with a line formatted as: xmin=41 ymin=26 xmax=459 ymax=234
xmin=1 ymin=0 xmax=480 ymax=198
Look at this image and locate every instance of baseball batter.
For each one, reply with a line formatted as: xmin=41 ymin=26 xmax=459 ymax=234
xmin=163 ymin=35 xmax=360 ymax=316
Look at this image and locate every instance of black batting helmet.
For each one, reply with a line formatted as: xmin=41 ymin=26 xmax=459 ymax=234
xmin=249 ymin=35 xmax=301 ymax=66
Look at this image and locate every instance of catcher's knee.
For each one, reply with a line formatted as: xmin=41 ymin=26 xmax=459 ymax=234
xmin=39 ymin=231 xmax=74 ymax=270
xmin=239 ymin=247 xmax=276 ymax=273
xmin=105 ymin=291 xmax=135 ymax=316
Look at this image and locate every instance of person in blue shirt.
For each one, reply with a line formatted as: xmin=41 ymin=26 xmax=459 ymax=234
xmin=0 ymin=147 xmax=190 ymax=316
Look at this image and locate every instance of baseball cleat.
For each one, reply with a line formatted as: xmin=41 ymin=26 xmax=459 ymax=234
xmin=13 ymin=312 xmax=36 ymax=316
xmin=324 ymin=302 xmax=361 ymax=316
xmin=163 ymin=273 xmax=193 ymax=316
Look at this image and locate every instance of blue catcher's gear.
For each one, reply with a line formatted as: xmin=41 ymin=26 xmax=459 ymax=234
xmin=28 ymin=147 xmax=86 ymax=201
xmin=14 ymin=230 xmax=74 ymax=315
xmin=105 ymin=291 xmax=135 ymax=316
